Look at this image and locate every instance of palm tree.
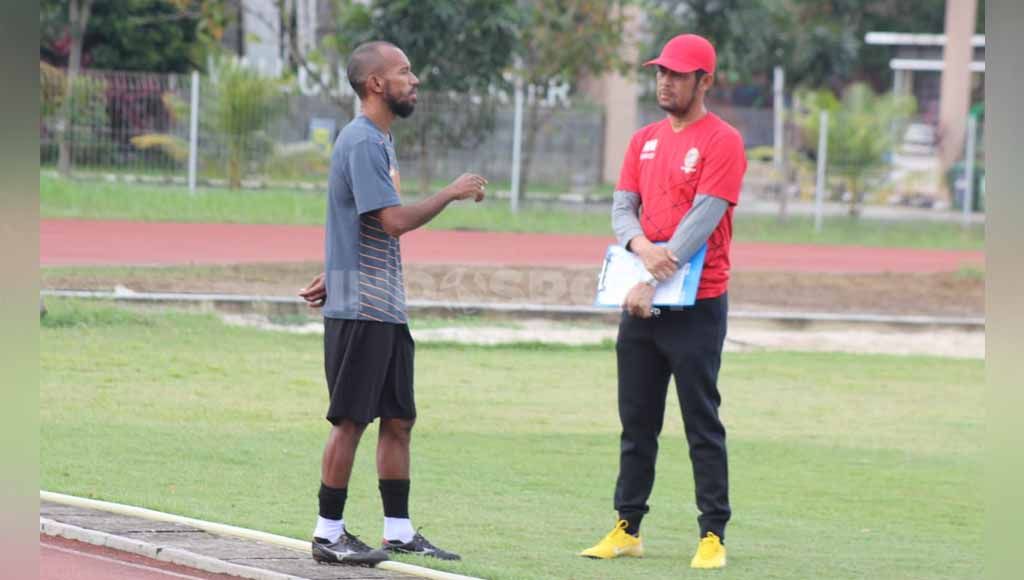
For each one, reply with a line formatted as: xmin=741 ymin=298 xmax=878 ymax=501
xmin=797 ymin=83 xmax=915 ymax=217
xmin=205 ymin=59 xmax=286 ymax=188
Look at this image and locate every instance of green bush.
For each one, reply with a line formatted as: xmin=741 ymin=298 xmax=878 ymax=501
xmin=204 ymin=59 xmax=287 ymax=188
xmin=264 ymin=142 xmax=331 ymax=182
xmin=796 ymin=83 xmax=916 ymax=217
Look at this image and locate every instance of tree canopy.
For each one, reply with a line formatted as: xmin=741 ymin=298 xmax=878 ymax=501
xmin=643 ymin=0 xmax=985 ymax=92
xmin=40 ymin=0 xmax=209 ymax=73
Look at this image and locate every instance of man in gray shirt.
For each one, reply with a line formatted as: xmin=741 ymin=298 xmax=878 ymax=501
xmin=298 ymin=40 xmax=486 ymax=566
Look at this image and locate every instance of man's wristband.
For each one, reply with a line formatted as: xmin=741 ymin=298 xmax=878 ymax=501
xmin=641 ymin=271 xmax=658 ymax=287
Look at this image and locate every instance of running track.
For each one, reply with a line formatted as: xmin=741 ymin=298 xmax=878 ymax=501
xmin=40 ymin=219 xmax=983 ymax=274
xmin=40 ymin=535 xmax=238 ymax=580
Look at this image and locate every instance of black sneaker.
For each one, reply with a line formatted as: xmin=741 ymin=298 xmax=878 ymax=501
xmin=382 ymin=531 xmax=461 ymax=561
xmin=312 ymin=531 xmax=389 ymax=566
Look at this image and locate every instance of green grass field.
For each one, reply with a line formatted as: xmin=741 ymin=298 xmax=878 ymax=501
xmin=41 ymin=174 xmax=984 ymax=250
xmin=40 ymin=299 xmax=982 ymax=579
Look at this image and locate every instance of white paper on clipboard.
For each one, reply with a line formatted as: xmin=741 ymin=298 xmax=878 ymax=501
xmin=594 ymin=243 xmax=706 ymax=307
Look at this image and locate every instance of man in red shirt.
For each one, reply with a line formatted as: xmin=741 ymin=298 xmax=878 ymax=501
xmin=579 ymin=33 xmax=746 ymax=569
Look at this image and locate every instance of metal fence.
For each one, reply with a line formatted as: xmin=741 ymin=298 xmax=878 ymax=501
xmin=39 ymin=63 xmax=983 ymax=221
xmin=40 ymin=65 xmax=606 ymax=195
xmin=40 ymin=68 xmax=194 ymax=179
xmin=731 ymin=67 xmax=988 ymax=224
xmin=771 ymin=94 xmax=986 ymax=228
xmin=39 ymin=64 xmax=351 ymax=186
xmin=394 ymin=92 xmax=604 ymax=194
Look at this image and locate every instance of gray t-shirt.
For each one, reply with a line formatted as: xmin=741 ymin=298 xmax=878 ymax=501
xmin=322 ymin=115 xmax=407 ymax=323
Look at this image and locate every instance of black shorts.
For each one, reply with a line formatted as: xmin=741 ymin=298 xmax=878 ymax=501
xmin=323 ymin=318 xmax=416 ymax=425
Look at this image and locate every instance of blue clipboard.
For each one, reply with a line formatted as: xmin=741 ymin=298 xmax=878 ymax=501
xmin=594 ymin=243 xmax=706 ymax=308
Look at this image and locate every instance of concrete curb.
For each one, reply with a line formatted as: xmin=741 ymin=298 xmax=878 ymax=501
xmin=40 ymin=289 xmax=985 ymax=329
xmin=41 ymin=491 xmax=483 ymax=580
xmin=40 ymin=518 xmax=306 ymax=580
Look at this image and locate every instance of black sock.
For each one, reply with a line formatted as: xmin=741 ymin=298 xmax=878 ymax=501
xmin=620 ymin=513 xmax=643 ymax=537
xmin=379 ymin=479 xmax=410 ymax=518
xmin=318 ymin=482 xmax=347 ymax=520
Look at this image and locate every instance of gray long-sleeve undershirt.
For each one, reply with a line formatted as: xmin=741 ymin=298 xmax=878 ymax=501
xmin=611 ymin=190 xmax=728 ymax=264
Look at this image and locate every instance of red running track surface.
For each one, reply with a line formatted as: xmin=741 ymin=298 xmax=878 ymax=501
xmin=41 ymin=219 xmax=983 ymax=274
xmin=40 ymin=535 xmax=240 ymax=580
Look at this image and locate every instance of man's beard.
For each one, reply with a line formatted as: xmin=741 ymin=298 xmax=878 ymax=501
xmin=659 ymin=99 xmax=693 ymax=117
xmin=658 ymin=84 xmax=701 ymax=117
xmin=385 ymin=92 xmax=416 ymax=118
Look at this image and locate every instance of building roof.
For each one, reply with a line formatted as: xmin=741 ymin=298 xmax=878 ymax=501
xmin=865 ymin=32 xmax=986 ymax=47
xmin=890 ymin=58 xmax=986 ymax=72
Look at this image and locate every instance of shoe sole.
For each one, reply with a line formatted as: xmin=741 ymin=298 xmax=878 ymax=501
xmin=312 ymin=554 xmax=388 ymax=567
xmin=690 ymin=558 xmax=727 ymax=569
xmin=383 ymin=548 xmax=461 ymax=561
xmin=579 ymin=549 xmax=644 ymax=559
xmin=312 ymin=548 xmax=389 ymax=567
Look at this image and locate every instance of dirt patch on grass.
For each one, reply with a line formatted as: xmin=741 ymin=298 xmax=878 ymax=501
xmin=219 ymin=313 xmax=984 ymax=359
xmin=728 ymin=270 xmax=983 ymax=317
xmin=43 ymin=262 xmax=983 ymax=318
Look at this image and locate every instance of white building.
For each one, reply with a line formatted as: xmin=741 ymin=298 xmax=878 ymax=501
xmin=224 ymin=0 xmax=334 ymax=77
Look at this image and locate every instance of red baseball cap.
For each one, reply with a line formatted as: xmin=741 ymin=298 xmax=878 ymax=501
xmin=644 ymin=34 xmax=716 ymax=74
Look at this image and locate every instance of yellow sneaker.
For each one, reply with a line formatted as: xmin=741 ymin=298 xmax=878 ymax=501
xmin=578 ymin=520 xmax=644 ymax=559
xmin=690 ymin=532 xmax=727 ymax=569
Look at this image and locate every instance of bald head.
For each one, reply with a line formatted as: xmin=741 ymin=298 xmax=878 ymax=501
xmin=346 ymin=41 xmax=419 ymax=119
xmin=347 ymin=41 xmax=400 ymax=98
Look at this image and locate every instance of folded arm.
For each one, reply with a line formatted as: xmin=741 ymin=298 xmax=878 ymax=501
xmin=611 ymin=190 xmax=645 ymax=250
xmin=664 ymin=194 xmax=729 ymax=263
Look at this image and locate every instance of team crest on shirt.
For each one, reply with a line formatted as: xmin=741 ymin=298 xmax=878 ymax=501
xmin=640 ymin=139 xmax=658 ymax=160
xmin=681 ymin=147 xmax=700 ymax=173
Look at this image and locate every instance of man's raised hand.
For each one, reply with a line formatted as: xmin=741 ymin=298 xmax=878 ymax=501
xmin=444 ymin=173 xmax=488 ymax=202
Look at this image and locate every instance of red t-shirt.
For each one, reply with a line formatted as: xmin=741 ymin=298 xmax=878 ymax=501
xmin=616 ymin=112 xmax=746 ymax=300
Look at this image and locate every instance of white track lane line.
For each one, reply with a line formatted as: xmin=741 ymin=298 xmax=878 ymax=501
xmin=41 ymin=542 xmax=214 ymax=580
